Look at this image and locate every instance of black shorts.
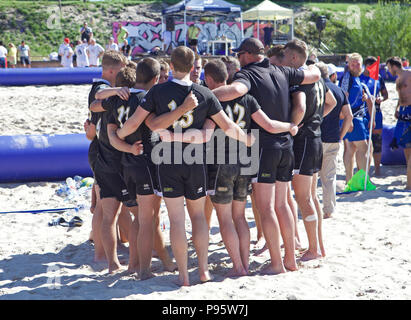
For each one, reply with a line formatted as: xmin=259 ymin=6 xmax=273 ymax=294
xmin=157 ymin=163 xmax=207 ymax=200
xmin=207 ymin=164 xmax=251 ymax=204
xmin=293 ymin=135 xmax=323 ymax=176
xmin=94 ymin=163 xmax=130 ymax=203
xmin=88 ymin=139 xmax=98 ymax=175
xmin=252 ymin=147 xmax=294 ymax=183
xmin=123 ymin=160 xmax=158 ymax=198
xmin=20 ymin=56 xmax=30 ymax=65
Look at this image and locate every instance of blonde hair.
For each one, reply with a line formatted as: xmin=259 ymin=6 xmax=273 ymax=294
xmin=171 ymin=46 xmax=195 ymax=73
xmin=101 ymin=50 xmax=127 ymax=69
xmin=348 ymin=52 xmax=363 ymax=63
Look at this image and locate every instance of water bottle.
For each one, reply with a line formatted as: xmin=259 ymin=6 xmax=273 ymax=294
xmin=66 ymin=177 xmax=76 ymax=190
xmin=74 ymin=175 xmax=83 ymax=189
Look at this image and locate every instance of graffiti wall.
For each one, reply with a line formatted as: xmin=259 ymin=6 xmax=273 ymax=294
xmin=113 ymin=21 xmax=287 ymax=55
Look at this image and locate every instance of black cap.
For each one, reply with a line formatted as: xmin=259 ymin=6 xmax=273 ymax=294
xmin=232 ymin=38 xmax=265 ymax=54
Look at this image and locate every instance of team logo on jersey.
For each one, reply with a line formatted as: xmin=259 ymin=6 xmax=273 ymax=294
xmin=197 ymin=187 xmax=203 ymax=193
xmin=164 ymin=187 xmax=173 ymax=192
xmin=143 ymin=184 xmax=150 ymax=190
xmin=121 ymin=189 xmax=129 ymax=195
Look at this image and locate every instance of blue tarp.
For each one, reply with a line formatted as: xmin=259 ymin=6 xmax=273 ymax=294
xmin=163 ymin=0 xmax=241 ymax=15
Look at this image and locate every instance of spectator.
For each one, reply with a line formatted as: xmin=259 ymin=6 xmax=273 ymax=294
xmin=309 ymin=52 xmax=319 ymax=63
xmin=120 ymin=39 xmax=131 ymax=60
xmin=402 ymin=57 xmax=409 ymax=68
xmin=18 ymin=40 xmax=31 ymax=68
xmin=106 ymin=37 xmax=119 ymax=51
xmin=162 ymin=29 xmax=172 ymax=54
xmin=0 ymin=41 xmax=7 ymax=68
xmin=80 ymin=22 xmax=93 ymax=44
xmin=327 ymin=63 xmax=338 ymax=83
xmin=7 ymin=43 xmax=17 ymax=68
xmin=75 ymin=39 xmax=89 ymax=67
xmin=58 ymin=38 xmax=70 ymax=62
xmin=88 ymin=38 xmax=105 ymax=67
xmin=60 ymin=39 xmax=74 ymax=68
xmin=263 ymin=22 xmax=274 ymax=49
xmin=116 ymin=24 xmax=129 ymax=44
xmin=188 ymin=39 xmax=200 ymax=55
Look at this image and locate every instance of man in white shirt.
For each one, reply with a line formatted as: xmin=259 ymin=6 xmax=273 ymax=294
xmin=18 ymin=40 xmax=31 ymax=68
xmin=106 ymin=37 xmax=119 ymax=51
xmin=88 ymin=38 xmax=105 ymax=67
xmin=61 ymin=41 xmax=74 ymax=68
xmin=75 ymin=39 xmax=90 ymax=67
xmin=0 ymin=41 xmax=7 ymax=68
xmin=58 ymin=38 xmax=70 ymax=63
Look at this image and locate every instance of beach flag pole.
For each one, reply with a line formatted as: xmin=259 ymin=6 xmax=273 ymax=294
xmin=364 ymin=56 xmax=380 ymax=191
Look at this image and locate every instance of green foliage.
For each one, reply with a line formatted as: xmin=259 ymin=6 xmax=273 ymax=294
xmin=341 ymin=1 xmax=411 ymax=60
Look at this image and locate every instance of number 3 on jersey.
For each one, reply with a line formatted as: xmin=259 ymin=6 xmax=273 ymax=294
xmin=168 ymin=100 xmax=194 ymax=129
xmin=117 ymin=105 xmax=130 ymax=128
xmin=225 ymin=103 xmax=246 ymax=128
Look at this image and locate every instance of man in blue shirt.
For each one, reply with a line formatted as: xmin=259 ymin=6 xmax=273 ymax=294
xmin=317 ymin=62 xmax=353 ymax=219
xmin=339 ymin=53 xmax=373 ymax=184
xmin=360 ymin=56 xmax=389 ymax=176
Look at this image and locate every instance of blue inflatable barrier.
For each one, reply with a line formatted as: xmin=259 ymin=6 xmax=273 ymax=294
xmin=0 ymin=67 xmax=102 ymax=86
xmin=381 ymin=124 xmax=407 ymax=166
xmin=0 ymin=134 xmax=92 ymax=183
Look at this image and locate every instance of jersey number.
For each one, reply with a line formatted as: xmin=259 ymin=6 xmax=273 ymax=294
xmin=225 ymin=103 xmax=246 ymax=129
xmin=168 ymin=100 xmax=194 ymax=129
xmin=117 ymin=105 xmax=130 ymax=128
xmin=96 ymin=118 xmax=101 ymax=139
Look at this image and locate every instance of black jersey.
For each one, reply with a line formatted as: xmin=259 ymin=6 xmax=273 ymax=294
xmin=140 ymin=79 xmax=222 ymax=162
xmin=103 ymin=89 xmax=154 ymax=167
xmin=210 ymin=94 xmax=260 ymax=164
xmin=292 ymin=78 xmax=329 ymax=138
xmin=233 ymin=58 xmax=305 ymax=149
xmin=87 ymin=78 xmax=111 ymax=169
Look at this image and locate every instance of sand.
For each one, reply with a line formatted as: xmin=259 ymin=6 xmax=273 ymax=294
xmin=0 ymin=82 xmax=410 ymax=300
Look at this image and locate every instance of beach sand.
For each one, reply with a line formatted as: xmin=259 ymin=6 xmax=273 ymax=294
xmin=0 ymin=82 xmax=410 ymax=300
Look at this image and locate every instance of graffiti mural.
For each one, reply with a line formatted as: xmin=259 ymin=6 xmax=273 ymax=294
xmin=113 ymin=21 xmax=276 ymax=55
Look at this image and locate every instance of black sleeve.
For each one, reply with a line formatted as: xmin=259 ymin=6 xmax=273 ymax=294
xmin=233 ymin=69 xmax=251 ymax=91
xmin=281 ymin=66 xmax=305 ymax=86
xmin=101 ymin=96 xmax=120 ymax=112
xmin=206 ymin=92 xmax=223 ymax=117
xmin=247 ymin=95 xmax=261 ymax=115
xmin=90 ymin=112 xmax=100 ymax=125
xmin=140 ymin=87 xmax=156 ymax=113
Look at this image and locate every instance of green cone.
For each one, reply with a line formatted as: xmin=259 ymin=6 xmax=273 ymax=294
xmin=344 ymin=169 xmax=376 ymax=192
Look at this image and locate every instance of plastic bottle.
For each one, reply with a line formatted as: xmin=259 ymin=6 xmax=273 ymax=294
xmin=66 ymin=177 xmax=76 ymax=190
xmin=74 ymin=175 xmax=83 ymax=189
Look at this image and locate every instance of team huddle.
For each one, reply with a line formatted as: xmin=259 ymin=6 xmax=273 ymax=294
xmin=83 ymin=36 xmax=410 ymax=287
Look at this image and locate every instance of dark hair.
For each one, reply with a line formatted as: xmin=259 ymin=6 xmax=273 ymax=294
xmin=136 ymin=57 xmax=160 ymax=84
xmin=386 ymin=56 xmax=402 ymax=69
xmin=204 ymin=59 xmax=228 ymax=84
xmin=171 ymin=46 xmax=195 ymax=73
xmin=115 ymin=67 xmax=136 ymax=88
xmin=364 ymin=56 xmax=377 ymax=66
xmin=266 ymin=44 xmax=285 ymax=58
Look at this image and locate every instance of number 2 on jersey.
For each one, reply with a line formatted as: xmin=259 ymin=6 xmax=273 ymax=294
xmin=225 ymin=103 xmax=246 ymax=128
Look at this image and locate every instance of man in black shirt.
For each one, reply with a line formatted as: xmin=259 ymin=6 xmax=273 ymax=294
xmin=317 ymin=62 xmax=353 ymax=219
xmin=204 ymin=59 xmax=298 ymax=277
xmin=91 ymin=60 xmax=177 ymax=279
xmin=282 ymin=40 xmax=336 ymax=261
xmin=117 ymin=46 xmax=253 ymax=286
xmin=83 ymin=50 xmax=127 ymax=269
xmin=213 ymin=37 xmax=321 ymax=274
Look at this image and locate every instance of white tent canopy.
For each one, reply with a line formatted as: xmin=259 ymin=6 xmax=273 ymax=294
xmin=242 ymin=0 xmax=293 ymax=42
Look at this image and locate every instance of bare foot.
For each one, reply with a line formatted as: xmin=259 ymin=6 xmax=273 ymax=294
xmin=260 ymin=263 xmax=286 ymax=275
xmin=139 ymin=269 xmax=155 ymax=281
xmin=127 ymin=264 xmax=139 ymax=275
xmin=200 ymin=271 xmax=213 ymax=283
xmin=284 ymin=255 xmax=298 ymax=271
xmin=300 ymin=250 xmax=322 ymax=262
xmin=323 ymin=212 xmax=332 ymax=219
xmin=108 ymin=262 xmax=122 ymax=274
xmin=177 ymin=275 xmax=190 ymax=287
xmin=226 ymin=267 xmax=247 ymax=278
xmin=163 ymin=261 xmax=178 ymax=272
